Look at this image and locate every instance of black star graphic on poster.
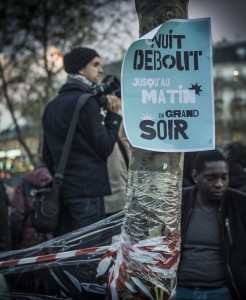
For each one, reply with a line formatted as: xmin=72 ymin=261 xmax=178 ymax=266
xmin=189 ymin=83 xmax=203 ymax=95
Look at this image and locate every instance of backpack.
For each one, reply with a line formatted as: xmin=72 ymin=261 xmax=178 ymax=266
xmin=20 ymin=179 xmax=59 ymax=234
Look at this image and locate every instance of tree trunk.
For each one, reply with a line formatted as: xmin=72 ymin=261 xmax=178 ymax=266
xmin=120 ymin=1 xmax=189 ymax=299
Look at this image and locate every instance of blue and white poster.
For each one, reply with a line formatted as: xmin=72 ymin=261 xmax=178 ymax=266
xmin=122 ymin=18 xmax=215 ymax=152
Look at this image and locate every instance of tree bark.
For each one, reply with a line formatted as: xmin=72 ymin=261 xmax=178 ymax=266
xmin=135 ymin=0 xmax=189 ymax=37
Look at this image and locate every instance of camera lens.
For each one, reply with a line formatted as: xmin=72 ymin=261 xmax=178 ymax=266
xmin=92 ymin=76 xmax=120 ymax=96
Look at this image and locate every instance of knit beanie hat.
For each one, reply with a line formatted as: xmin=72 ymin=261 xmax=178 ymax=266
xmin=63 ymin=47 xmax=100 ymax=74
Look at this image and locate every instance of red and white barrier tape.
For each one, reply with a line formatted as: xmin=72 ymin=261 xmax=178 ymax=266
xmin=0 ymin=245 xmax=109 ymax=268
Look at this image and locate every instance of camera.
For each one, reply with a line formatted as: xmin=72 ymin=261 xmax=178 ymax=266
xmin=91 ymin=75 xmax=121 ymax=108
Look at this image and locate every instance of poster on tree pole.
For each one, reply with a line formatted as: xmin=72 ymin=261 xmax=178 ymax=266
xmin=121 ymin=18 xmax=215 ymax=152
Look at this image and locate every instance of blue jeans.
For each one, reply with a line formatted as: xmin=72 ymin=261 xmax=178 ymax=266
xmin=54 ymin=196 xmax=105 ymax=237
xmin=175 ymin=286 xmax=233 ymax=300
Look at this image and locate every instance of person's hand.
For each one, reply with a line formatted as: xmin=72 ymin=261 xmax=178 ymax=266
xmin=106 ymin=95 xmax=121 ymax=113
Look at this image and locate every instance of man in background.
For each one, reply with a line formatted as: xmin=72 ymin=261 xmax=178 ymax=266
xmin=177 ymin=149 xmax=246 ymax=300
xmin=42 ymin=47 xmax=122 ymax=237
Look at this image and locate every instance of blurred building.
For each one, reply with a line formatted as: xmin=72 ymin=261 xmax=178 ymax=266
xmin=213 ymin=40 xmax=246 ymax=147
xmin=0 ymin=123 xmax=38 ymax=179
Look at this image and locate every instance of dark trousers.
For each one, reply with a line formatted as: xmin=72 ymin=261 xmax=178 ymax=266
xmin=54 ymin=196 xmax=105 ymax=237
xmin=175 ymin=286 xmax=233 ymax=300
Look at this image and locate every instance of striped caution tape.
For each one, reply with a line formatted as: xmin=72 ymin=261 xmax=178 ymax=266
xmin=0 ymin=246 xmax=109 ymax=268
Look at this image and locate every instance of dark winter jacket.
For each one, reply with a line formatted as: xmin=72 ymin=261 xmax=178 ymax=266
xmin=0 ymin=181 xmax=11 ymax=251
xmin=10 ymin=168 xmax=53 ymax=249
xmin=181 ymin=186 xmax=246 ymax=300
xmin=42 ymin=77 xmax=122 ymax=199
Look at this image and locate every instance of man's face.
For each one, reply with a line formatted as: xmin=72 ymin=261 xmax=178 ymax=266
xmin=192 ymin=161 xmax=229 ymax=202
xmin=80 ymin=56 xmax=103 ymax=84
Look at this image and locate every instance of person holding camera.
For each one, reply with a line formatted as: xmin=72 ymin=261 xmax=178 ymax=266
xmin=42 ymin=47 xmax=122 ymax=237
